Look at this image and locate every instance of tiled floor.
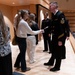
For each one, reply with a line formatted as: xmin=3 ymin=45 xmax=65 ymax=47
xmin=11 ymin=39 xmax=75 ymax=75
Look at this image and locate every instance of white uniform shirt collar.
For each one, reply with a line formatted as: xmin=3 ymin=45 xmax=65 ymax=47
xmin=54 ymin=10 xmax=58 ymax=15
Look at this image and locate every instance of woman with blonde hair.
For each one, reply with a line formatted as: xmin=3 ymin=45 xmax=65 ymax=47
xmin=0 ymin=11 xmax=12 ymax=75
xmin=14 ymin=10 xmax=43 ymax=72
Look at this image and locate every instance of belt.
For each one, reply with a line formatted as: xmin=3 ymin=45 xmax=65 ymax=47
xmin=27 ymin=35 xmax=34 ymax=36
xmin=27 ymin=34 xmax=32 ymax=36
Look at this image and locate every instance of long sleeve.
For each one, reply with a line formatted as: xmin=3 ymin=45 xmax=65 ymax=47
xmin=58 ymin=13 xmax=66 ymax=41
xmin=65 ymin=20 xmax=70 ymax=37
xmin=16 ymin=19 xmax=41 ymax=38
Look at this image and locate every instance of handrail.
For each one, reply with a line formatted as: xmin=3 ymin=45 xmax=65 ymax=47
xmin=69 ymin=33 xmax=75 ymax=53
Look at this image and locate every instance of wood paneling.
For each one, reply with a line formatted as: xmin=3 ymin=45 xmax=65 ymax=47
xmin=69 ymin=33 xmax=75 ymax=53
xmin=0 ymin=0 xmax=49 ymax=9
xmin=0 ymin=4 xmax=14 ymax=40
xmin=62 ymin=10 xmax=75 ymax=32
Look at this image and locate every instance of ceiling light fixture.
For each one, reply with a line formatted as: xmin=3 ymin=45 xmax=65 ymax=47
xmin=12 ymin=2 xmax=15 ymax=4
xmin=12 ymin=0 xmax=15 ymax=5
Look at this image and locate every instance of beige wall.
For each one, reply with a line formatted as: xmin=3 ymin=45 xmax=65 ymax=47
xmin=0 ymin=4 xmax=14 ymax=40
xmin=12 ymin=4 xmax=36 ymax=19
xmin=12 ymin=5 xmax=30 ymax=19
xmin=0 ymin=4 xmax=36 ymax=41
xmin=69 ymin=33 xmax=75 ymax=53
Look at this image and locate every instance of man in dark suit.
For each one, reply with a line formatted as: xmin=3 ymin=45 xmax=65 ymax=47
xmin=41 ymin=12 xmax=52 ymax=53
xmin=44 ymin=1 xmax=70 ymax=71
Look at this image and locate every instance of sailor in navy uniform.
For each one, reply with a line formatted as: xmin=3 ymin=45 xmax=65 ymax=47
xmin=41 ymin=12 xmax=52 ymax=53
xmin=44 ymin=1 xmax=70 ymax=71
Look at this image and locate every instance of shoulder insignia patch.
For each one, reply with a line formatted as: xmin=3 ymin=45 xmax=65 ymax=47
xmin=60 ymin=18 xmax=65 ymax=24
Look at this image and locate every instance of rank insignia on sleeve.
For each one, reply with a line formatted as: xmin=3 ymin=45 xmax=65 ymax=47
xmin=60 ymin=18 xmax=65 ymax=24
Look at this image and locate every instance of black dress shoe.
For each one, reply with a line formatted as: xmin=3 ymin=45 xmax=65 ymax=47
xmin=43 ymin=50 xmax=47 ymax=52
xmin=44 ymin=62 xmax=53 ymax=66
xmin=50 ymin=67 xmax=60 ymax=72
xmin=61 ymin=56 xmax=66 ymax=59
xmin=21 ymin=67 xmax=31 ymax=72
xmin=48 ymin=51 xmax=51 ymax=54
xmin=14 ymin=66 xmax=21 ymax=69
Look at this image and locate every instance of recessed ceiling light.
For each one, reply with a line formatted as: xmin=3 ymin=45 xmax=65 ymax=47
xmin=12 ymin=2 xmax=15 ymax=4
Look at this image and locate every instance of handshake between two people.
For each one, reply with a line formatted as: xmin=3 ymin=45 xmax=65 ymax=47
xmin=40 ymin=26 xmax=49 ymax=34
xmin=39 ymin=29 xmax=44 ymax=34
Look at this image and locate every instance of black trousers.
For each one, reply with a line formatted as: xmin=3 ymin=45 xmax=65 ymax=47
xmin=43 ymin=35 xmax=52 ymax=52
xmin=0 ymin=53 xmax=12 ymax=75
xmin=47 ymin=36 xmax=61 ymax=69
xmin=35 ymin=35 xmax=38 ymax=45
xmin=48 ymin=35 xmax=66 ymax=69
xmin=61 ymin=35 xmax=66 ymax=59
xmin=61 ymin=44 xmax=66 ymax=59
xmin=14 ymin=37 xmax=27 ymax=70
xmin=48 ymin=45 xmax=62 ymax=69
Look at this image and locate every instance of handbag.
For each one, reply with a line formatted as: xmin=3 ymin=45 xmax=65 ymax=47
xmin=12 ymin=35 xmax=17 ymax=45
xmin=12 ymin=29 xmax=18 ymax=45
